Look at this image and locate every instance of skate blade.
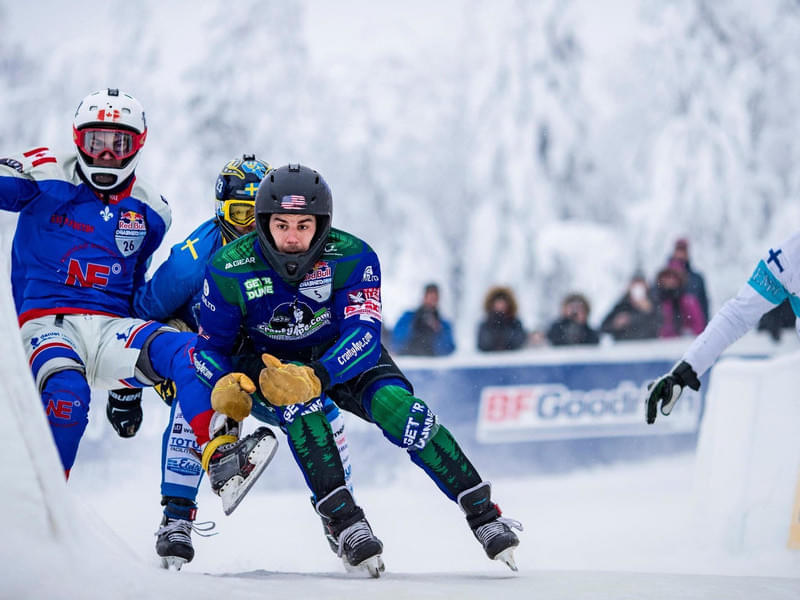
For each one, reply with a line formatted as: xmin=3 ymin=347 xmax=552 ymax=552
xmin=220 ymin=435 xmax=279 ymax=515
xmin=343 ymin=554 xmax=385 ymax=578
xmin=494 ymin=547 xmax=518 ymax=572
xmin=160 ymin=556 xmax=187 ymax=571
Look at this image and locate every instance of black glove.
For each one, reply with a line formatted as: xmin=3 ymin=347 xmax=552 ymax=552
xmin=645 ymin=360 xmax=701 ymax=424
xmin=106 ymin=388 xmax=143 ymax=438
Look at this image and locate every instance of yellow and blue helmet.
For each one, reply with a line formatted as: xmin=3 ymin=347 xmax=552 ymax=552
xmin=214 ymin=154 xmax=271 ymax=242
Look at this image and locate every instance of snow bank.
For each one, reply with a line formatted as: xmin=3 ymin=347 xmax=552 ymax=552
xmin=694 ymin=351 xmax=800 ymax=554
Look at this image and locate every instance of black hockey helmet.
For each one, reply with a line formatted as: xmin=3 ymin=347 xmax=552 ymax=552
xmin=255 ymin=163 xmax=332 ymax=283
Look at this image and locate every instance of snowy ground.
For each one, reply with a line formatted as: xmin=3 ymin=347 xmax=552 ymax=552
xmin=63 ymin=449 xmax=799 ymax=599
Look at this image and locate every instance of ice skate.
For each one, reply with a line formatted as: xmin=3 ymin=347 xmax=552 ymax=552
xmin=204 ymin=426 xmax=278 ymax=515
xmin=155 ymin=498 xmax=216 ymax=571
xmin=458 ymin=481 xmax=523 ymax=571
xmin=316 ymin=486 xmax=385 ymax=578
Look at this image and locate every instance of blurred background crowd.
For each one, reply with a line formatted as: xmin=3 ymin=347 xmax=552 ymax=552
xmin=389 ymin=236 xmax=796 ymax=355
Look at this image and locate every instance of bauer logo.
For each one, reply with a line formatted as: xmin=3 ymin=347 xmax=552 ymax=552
xmin=476 ymin=381 xmax=701 ymax=442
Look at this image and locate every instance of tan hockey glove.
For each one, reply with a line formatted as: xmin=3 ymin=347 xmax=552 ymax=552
xmin=258 ymin=353 xmax=322 ymax=406
xmin=211 ymin=372 xmax=255 ymax=421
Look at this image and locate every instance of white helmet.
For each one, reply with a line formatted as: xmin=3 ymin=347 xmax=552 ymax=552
xmin=72 ymin=88 xmax=147 ymax=190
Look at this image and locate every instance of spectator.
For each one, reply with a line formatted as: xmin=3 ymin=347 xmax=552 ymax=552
xmin=546 ymin=293 xmax=600 ymax=346
xmin=655 ymin=261 xmax=706 ymax=338
xmin=670 ymin=238 xmax=709 ymax=321
xmin=477 ymin=286 xmax=527 ymax=351
xmin=600 ymin=273 xmax=661 ymax=341
xmin=392 ymin=283 xmax=455 ymax=356
xmin=757 ymin=298 xmax=796 ymax=342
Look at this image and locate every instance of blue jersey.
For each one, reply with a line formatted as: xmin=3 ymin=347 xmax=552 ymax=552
xmin=132 ymin=218 xmax=223 ymax=330
xmin=194 ymin=229 xmax=384 ymax=391
xmin=0 ymin=148 xmax=170 ymax=324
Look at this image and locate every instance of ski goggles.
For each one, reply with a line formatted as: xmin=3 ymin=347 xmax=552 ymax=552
xmin=73 ymin=126 xmax=146 ymax=160
xmin=220 ymin=199 xmax=256 ymax=227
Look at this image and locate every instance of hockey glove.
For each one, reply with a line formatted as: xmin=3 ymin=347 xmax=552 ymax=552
xmin=645 ymin=360 xmax=701 ymax=424
xmin=258 ymin=353 xmax=322 ymax=407
xmin=106 ymin=388 xmax=143 ymax=438
xmin=211 ymin=373 xmax=255 ymax=422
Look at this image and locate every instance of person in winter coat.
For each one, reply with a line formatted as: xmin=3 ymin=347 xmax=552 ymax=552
xmin=655 ymin=261 xmax=706 ymax=338
xmin=477 ymin=286 xmax=527 ymax=351
xmin=670 ymin=238 xmax=710 ymax=322
xmin=600 ymin=273 xmax=661 ymax=341
xmin=546 ymin=292 xmax=600 ymax=346
xmin=392 ymin=283 xmax=455 ymax=356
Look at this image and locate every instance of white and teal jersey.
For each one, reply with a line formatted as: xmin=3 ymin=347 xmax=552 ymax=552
xmin=683 ymin=232 xmax=800 ymax=377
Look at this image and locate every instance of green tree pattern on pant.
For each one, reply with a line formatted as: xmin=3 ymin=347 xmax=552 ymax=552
xmin=285 ymin=410 xmax=345 ymax=498
xmin=370 ymin=385 xmax=481 ymax=498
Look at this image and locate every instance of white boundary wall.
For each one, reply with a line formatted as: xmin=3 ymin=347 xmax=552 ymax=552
xmin=694 ymin=351 xmax=800 ymax=553
xmin=0 ymin=237 xmax=233 ymax=599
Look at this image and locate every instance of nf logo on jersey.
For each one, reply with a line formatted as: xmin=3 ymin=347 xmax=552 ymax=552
xmin=65 ymin=259 xmax=110 ymax=288
xmin=280 ymin=195 xmax=307 ymax=210
xmin=362 ymin=266 xmax=379 ymax=282
xmin=115 ymin=210 xmax=146 ymax=256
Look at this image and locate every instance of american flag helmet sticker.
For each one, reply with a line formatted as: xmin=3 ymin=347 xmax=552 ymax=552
xmin=280 ymin=195 xmax=307 ymax=210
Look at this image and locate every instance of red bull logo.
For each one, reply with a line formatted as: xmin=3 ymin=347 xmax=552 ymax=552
xmin=117 ymin=210 xmax=145 ymax=231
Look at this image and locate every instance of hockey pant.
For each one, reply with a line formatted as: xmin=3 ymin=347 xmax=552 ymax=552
xmin=20 ymin=313 xmax=199 ymax=473
xmin=276 ymin=378 xmax=483 ymax=504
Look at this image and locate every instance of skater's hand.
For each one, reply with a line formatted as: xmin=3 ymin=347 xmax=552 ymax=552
xmin=165 ymin=317 xmax=193 ymax=332
xmin=258 ymin=353 xmax=322 ymax=406
xmin=106 ymin=387 xmax=143 ymax=438
xmin=644 ymin=360 xmax=700 ymax=424
xmin=211 ymin=372 xmax=255 ymax=421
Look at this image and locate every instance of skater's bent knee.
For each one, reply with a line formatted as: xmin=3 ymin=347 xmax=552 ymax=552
xmin=370 ymin=385 xmax=439 ymax=451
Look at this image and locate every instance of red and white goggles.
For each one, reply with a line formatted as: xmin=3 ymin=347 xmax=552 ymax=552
xmin=73 ymin=126 xmax=146 ymax=160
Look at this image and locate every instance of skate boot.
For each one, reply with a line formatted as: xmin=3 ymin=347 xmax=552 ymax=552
xmin=202 ymin=426 xmax=278 ymax=515
xmin=309 ymin=496 xmax=341 ymax=555
xmin=316 ymin=486 xmax=385 ymax=578
xmin=458 ymin=481 xmax=523 ymax=571
xmin=155 ymin=497 xmax=216 ymax=571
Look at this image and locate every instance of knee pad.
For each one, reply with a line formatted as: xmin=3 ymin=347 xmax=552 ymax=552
xmin=41 ymin=369 xmax=91 ymax=471
xmin=368 ymin=384 xmax=439 ymax=451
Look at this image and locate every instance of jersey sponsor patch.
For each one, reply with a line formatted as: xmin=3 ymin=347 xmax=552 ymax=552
xmin=255 ymin=300 xmax=331 ymax=341
xmin=299 ymin=261 xmax=333 ymax=302
xmin=344 ymin=287 xmax=381 ymax=321
xmin=65 ymin=258 xmax=111 ymax=288
xmin=362 ymin=266 xmax=379 ymax=282
xmin=748 ymin=259 xmax=788 ymax=305
xmin=244 ymin=276 xmax=274 ymax=300
xmin=115 ymin=210 xmax=147 ymax=256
